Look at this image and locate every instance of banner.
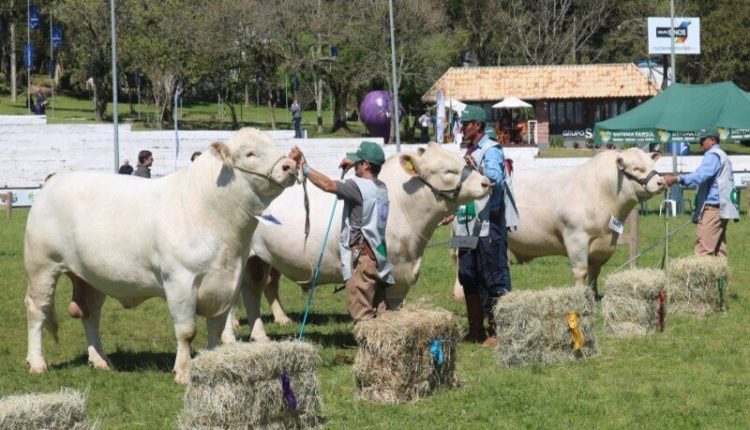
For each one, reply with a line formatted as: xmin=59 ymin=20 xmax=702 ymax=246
xmin=436 ymin=90 xmax=445 ymax=143
xmin=24 ymin=44 xmax=34 ymax=68
xmin=0 ymin=188 xmax=42 ymax=207
xmin=594 ymin=127 xmax=750 ymax=145
xmin=52 ymin=25 xmax=63 ymax=47
xmin=29 ymin=5 xmax=41 ymax=30
xmin=648 ymin=17 xmax=700 ymax=55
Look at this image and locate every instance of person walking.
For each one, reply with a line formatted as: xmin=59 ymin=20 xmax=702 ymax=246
xmin=291 ymin=98 xmax=303 ymax=139
xmin=664 ymin=129 xmax=740 ymax=256
xmin=118 ymin=159 xmax=134 ymax=175
xmin=133 ymin=150 xmax=153 ymax=178
xmin=419 ymin=111 xmax=431 ymax=143
xmin=289 ymin=141 xmax=394 ymax=321
xmin=448 ymin=105 xmax=512 ymax=347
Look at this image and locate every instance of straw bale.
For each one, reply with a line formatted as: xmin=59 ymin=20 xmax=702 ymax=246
xmin=179 ymin=341 xmax=322 ymax=430
xmin=493 ymin=285 xmax=598 ymax=367
xmin=602 ymin=269 xmax=666 ymax=337
xmin=667 ymin=255 xmax=730 ymax=317
xmin=0 ymin=388 xmax=88 ymax=430
xmin=352 ymin=302 xmax=461 ymax=404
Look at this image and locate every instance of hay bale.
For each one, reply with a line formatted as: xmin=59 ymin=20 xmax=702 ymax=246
xmin=352 ymin=302 xmax=461 ymax=404
xmin=493 ymin=285 xmax=598 ymax=367
xmin=667 ymin=255 xmax=730 ymax=317
xmin=0 ymin=388 xmax=88 ymax=430
xmin=602 ymin=269 xmax=666 ymax=337
xmin=179 ymin=341 xmax=322 ymax=430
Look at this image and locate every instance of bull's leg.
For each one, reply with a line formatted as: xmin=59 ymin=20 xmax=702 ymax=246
xmin=207 ymin=310 xmax=231 ymax=349
xmin=587 ymin=263 xmax=603 ymax=300
xmin=25 ymin=269 xmax=61 ymax=374
xmin=564 ymin=232 xmax=590 ymax=287
xmin=264 ymin=268 xmax=293 ymax=325
xmin=80 ymin=284 xmax=111 ymax=370
xmin=243 ymin=257 xmax=271 ymax=342
xmin=451 ymin=248 xmax=465 ymax=301
xmin=220 ymin=305 xmax=238 ymax=345
xmin=164 ymin=281 xmax=197 ymax=384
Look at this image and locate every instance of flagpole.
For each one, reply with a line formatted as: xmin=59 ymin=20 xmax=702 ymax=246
xmin=388 ymin=0 xmax=401 ymax=151
xmin=110 ymin=0 xmax=119 ymax=172
xmin=27 ymin=0 xmax=31 ymax=113
xmin=49 ymin=10 xmax=54 ymax=116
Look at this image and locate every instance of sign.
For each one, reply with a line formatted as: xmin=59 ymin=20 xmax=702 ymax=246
xmin=0 ymin=188 xmax=42 ymax=207
xmin=595 ymin=127 xmax=750 ymax=145
xmin=648 ymin=17 xmax=700 ymax=55
xmin=561 ymin=128 xmax=593 ymax=141
xmin=52 ymin=25 xmax=63 ymax=47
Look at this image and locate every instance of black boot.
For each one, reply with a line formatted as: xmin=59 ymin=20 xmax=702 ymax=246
xmin=463 ymin=294 xmax=487 ymax=343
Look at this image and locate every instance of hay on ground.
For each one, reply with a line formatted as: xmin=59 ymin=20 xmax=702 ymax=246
xmin=602 ymin=269 xmax=666 ymax=337
xmin=493 ymin=285 xmax=598 ymax=367
xmin=667 ymin=255 xmax=730 ymax=317
xmin=179 ymin=341 xmax=322 ymax=430
xmin=0 ymin=388 xmax=88 ymax=430
xmin=352 ymin=302 xmax=461 ymax=404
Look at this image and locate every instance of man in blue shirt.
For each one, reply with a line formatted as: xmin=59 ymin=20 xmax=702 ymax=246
xmin=453 ymin=105 xmax=510 ymax=347
xmin=664 ymin=129 xmax=740 ymax=256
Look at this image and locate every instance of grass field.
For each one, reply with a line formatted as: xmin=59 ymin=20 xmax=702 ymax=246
xmin=1 ymin=203 xmax=749 ymax=429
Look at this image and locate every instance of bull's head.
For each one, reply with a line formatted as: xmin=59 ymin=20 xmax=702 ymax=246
xmin=398 ymin=141 xmax=491 ymax=209
xmin=616 ymin=148 xmax=667 ymax=200
xmin=211 ymin=128 xmax=297 ymax=196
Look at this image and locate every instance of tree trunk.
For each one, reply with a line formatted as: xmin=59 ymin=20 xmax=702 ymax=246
xmin=267 ymin=89 xmax=276 ymax=130
xmin=10 ymin=2 xmax=17 ymax=102
xmin=226 ymin=101 xmax=240 ymax=130
xmin=92 ymin=79 xmax=108 ymax=122
xmin=315 ymin=78 xmax=324 ymax=132
xmin=331 ymin=82 xmax=349 ymax=132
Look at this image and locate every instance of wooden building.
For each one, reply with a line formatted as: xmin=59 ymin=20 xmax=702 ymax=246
xmin=422 ymin=63 xmax=659 ymax=146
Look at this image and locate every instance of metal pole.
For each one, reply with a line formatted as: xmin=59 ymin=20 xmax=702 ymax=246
xmin=388 ymin=0 xmax=401 ymax=151
xmin=670 ymin=0 xmax=676 ymax=85
xmin=49 ymin=12 xmax=54 ymax=116
xmin=173 ymin=84 xmax=181 ymax=171
xmin=110 ymin=0 xmax=119 ymax=172
xmin=27 ymin=0 xmax=30 ymax=113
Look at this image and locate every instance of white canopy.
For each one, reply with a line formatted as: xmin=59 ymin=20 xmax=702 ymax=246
xmin=492 ymin=97 xmax=532 ymax=109
xmin=445 ymin=98 xmax=467 ymax=113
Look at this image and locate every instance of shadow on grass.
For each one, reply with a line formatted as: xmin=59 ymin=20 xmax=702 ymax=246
xmin=53 ymin=350 xmax=174 ymax=373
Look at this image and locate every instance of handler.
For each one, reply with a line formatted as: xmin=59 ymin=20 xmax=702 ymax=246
xmin=290 ymin=141 xmax=394 ymax=321
xmin=664 ymin=129 xmax=740 ymax=256
xmin=450 ymin=105 xmax=512 ymax=347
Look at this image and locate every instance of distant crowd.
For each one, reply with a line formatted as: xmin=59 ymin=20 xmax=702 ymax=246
xmin=118 ymin=150 xmax=202 ymax=178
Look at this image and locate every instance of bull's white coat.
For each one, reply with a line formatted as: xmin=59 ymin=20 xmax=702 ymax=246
xmin=24 ymin=128 xmax=297 ymax=383
xmin=225 ymin=142 xmax=492 ymax=341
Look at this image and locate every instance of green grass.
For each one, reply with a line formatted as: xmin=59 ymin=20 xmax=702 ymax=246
xmin=2 ymin=203 xmax=750 ymax=429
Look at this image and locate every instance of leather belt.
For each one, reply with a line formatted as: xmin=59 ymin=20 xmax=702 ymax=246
xmin=704 ymin=204 xmax=719 ymax=211
xmin=352 ymin=241 xmax=376 ymax=260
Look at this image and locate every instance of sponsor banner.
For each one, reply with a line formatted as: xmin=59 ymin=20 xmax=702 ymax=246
xmin=0 ymin=188 xmax=42 ymax=207
xmin=648 ymin=17 xmax=700 ymax=55
xmin=561 ymin=128 xmax=594 ymax=141
xmin=596 ymin=127 xmax=750 ymax=144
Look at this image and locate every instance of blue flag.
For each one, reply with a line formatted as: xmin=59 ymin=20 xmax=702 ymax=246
xmin=52 ymin=26 xmax=63 ymax=47
xmin=24 ymin=44 xmax=34 ymax=68
xmin=29 ymin=5 xmax=41 ymax=30
xmin=291 ymin=74 xmax=299 ymax=93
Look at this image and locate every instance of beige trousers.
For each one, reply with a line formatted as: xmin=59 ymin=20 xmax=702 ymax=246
xmin=346 ymin=249 xmax=387 ymax=321
xmin=695 ymin=207 xmax=729 ymax=257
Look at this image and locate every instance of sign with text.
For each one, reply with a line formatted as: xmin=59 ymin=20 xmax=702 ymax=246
xmin=648 ymin=17 xmax=700 ymax=55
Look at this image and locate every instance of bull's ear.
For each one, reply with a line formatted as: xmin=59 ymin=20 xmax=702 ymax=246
xmin=400 ymin=153 xmax=420 ymax=176
xmin=650 ymin=152 xmax=661 ymax=161
xmin=211 ymin=142 xmax=232 ymax=165
xmin=616 ymin=154 xmax=626 ymax=170
xmin=417 ymin=147 xmax=427 ymax=156
xmin=426 ymin=141 xmax=440 ymax=152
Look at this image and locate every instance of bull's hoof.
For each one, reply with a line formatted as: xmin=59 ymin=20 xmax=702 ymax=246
xmin=174 ymin=372 xmax=189 ymax=384
xmin=274 ymin=315 xmax=293 ymax=325
xmin=27 ymin=358 xmax=47 ymax=374
xmin=231 ymin=316 xmax=240 ymax=331
xmin=67 ymin=301 xmax=88 ymax=319
xmin=221 ymin=332 xmax=237 ymax=345
xmin=89 ymin=357 xmax=112 ymax=370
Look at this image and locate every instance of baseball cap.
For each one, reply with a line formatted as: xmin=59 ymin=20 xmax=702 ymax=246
xmin=346 ymin=141 xmax=386 ymax=165
xmin=461 ymin=105 xmax=487 ymax=123
xmin=697 ymin=128 xmax=719 ymax=141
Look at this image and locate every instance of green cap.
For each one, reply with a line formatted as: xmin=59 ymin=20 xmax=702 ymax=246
xmin=346 ymin=141 xmax=385 ymax=165
xmin=484 ymin=127 xmax=497 ymax=140
xmin=697 ymin=128 xmax=719 ymax=141
xmin=461 ymin=105 xmax=487 ymax=123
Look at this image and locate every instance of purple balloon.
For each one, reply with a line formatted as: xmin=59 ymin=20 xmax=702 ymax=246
xmin=359 ymin=91 xmax=403 ymax=144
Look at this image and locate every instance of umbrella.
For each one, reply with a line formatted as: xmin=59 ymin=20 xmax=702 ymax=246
xmin=446 ymin=98 xmax=467 ymax=113
xmin=492 ymin=97 xmax=532 ymax=109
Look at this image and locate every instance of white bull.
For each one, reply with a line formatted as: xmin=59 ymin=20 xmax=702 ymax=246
xmin=24 ymin=128 xmax=297 ymax=383
xmin=222 ymin=142 xmax=491 ymax=342
xmin=450 ymin=148 xmax=666 ymax=299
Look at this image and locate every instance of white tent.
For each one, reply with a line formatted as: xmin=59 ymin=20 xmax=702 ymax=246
xmin=492 ymin=97 xmax=532 ymax=109
xmin=446 ymin=98 xmax=467 ymax=113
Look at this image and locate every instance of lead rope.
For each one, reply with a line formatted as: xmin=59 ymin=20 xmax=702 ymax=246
xmin=298 ymin=170 xmax=346 ymax=340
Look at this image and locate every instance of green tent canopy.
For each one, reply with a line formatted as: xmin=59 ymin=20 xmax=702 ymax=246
xmin=594 ymin=81 xmax=750 ymax=145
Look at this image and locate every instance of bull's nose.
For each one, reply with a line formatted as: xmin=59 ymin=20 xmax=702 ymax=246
xmin=481 ymin=179 xmax=491 ymax=188
xmin=281 ymin=159 xmax=296 ymax=173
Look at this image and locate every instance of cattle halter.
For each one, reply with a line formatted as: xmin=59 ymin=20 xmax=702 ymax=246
xmin=621 ymin=169 xmax=661 ymax=187
xmin=233 ymin=155 xmax=291 ymax=187
xmin=416 ymin=165 xmax=474 ymax=200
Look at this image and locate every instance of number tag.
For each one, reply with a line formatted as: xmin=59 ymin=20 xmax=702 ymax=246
xmin=608 ymin=215 xmax=624 ymax=234
xmin=450 ymin=236 xmax=479 ymax=249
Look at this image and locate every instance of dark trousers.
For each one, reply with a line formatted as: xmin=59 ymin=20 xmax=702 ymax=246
xmin=420 ymin=126 xmax=429 ymax=143
xmin=293 ymin=117 xmax=302 ymax=138
xmin=458 ymin=210 xmax=511 ymax=312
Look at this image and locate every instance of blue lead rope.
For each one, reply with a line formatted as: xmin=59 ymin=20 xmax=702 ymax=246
xmin=298 ymin=173 xmax=344 ymax=340
xmin=430 ymin=339 xmax=445 ymax=365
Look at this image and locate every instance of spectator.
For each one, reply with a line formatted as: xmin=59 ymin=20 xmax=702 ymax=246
xmin=291 ymin=98 xmax=302 ymax=138
xmin=118 ymin=159 xmax=134 ymax=175
xmin=191 ymin=151 xmax=202 ymax=162
xmin=418 ymin=111 xmax=431 ymax=143
xmin=133 ymin=150 xmax=153 ymax=178
xmin=35 ymin=90 xmax=48 ymax=115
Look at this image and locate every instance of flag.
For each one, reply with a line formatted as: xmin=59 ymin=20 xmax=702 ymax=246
xmin=52 ymin=25 xmax=63 ymax=47
xmin=436 ymin=89 xmax=445 ymax=143
xmin=291 ymin=74 xmax=300 ymax=93
xmin=29 ymin=5 xmax=41 ymax=30
xmin=24 ymin=44 xmax=34 ymax=68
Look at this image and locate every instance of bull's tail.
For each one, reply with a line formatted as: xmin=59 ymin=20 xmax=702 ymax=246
xmin=25 ymin=276 xmax=60 ymax=343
